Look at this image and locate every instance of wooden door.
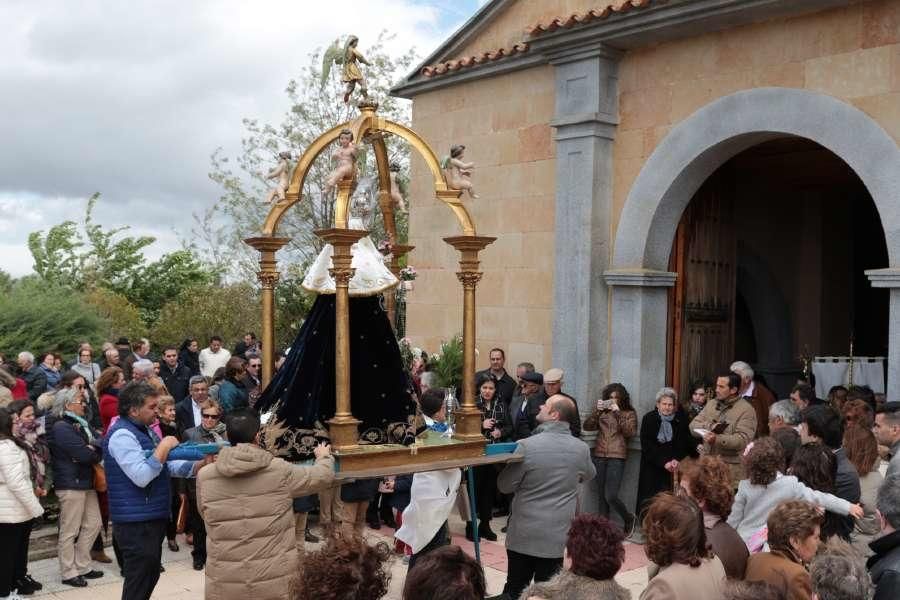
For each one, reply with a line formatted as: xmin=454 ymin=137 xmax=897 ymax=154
xmin=667 ymin=171 xmax=737 ymax=401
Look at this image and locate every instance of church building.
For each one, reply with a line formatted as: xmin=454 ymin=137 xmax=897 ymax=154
xmin=392 ymin=0 xmax=900 ymax=487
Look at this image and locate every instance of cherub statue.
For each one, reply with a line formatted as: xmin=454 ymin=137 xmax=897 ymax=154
xmin=264 ymin=151 xmax=292 ymax=204
xmin=442 ymin=144 xmax=479 ymax=199
xmin=324 ymin=129 xmax=358 ymax=196
xmin=322 ymin=35 xmax=371 ymax=104
xmin=389 ymin=162 xmax=408 ymax=212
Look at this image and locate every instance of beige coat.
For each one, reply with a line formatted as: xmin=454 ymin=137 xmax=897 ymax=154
xmin=639 ymin=557 xmax=727 ymax=600
xmin=197 ymin=444 xmax=335 ymax=600
xmin=689 ymin=396 xmax=757 ymax=484
xmin=744 ymin=550 xmax=811 ymax=600
xmin=583 ymin=408 xmax=637 ymax=459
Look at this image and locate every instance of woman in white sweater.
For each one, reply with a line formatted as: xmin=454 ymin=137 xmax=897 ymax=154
xmin=0 ymin=406 xmax=45 ymax=600
xmin=727 ymin=436 xmax=863 ymax=545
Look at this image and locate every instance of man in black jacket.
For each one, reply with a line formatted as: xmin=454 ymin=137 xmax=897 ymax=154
xmin=868 ymin=472 xmax=900 ymax=600
xmin=175 ymin=376 xmax=208 ymax=439
xmin=475 ymin=348 xmax=517 ymax=409
xmin=800 ymin=404 xmax=861 ymax=540
xmin=17 ymin=351 xmax=46 ymax=403
xmin=504 ymin=372 xmax=546 ymax=441
xmin=159 ymin=346 xmax=191 ymax=403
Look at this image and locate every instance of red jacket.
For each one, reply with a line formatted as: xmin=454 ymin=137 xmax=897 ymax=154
xmin=11 ymin=378 xmax=27 ymax=401
xmin=100 ymin=393 xmax=119 ymax=434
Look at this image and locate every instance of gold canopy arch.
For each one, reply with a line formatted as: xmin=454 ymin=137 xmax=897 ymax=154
xmin=245 ymin=101 xmax=495 ymax=452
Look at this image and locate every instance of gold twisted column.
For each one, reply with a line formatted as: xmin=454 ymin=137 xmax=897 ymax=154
xmin=316 ymin=227 xmax=368 ymax=450
xmin=444 ymin=235 xmax=496 ymax=441
xmin=244 ymin=237 xmax=291 ymax=387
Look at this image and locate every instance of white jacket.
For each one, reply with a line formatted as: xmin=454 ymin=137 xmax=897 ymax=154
xmin=396 ymin=468 xmax=461 ymax=554
xmin=727 ymin=473 xmax=851 ymax=543
xmin=0 ymin=439 xmax=44 ymax=523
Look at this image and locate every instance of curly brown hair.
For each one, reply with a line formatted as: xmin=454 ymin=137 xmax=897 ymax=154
xmin=295 ymin=536 xmax=392 ymax=600
xmin=843 ymin=424 xmax=879 ymax=475
xmin=767 ymin=500 xmax=821 ymax=555
xmin=565 ymin=514 xmax=625 ymax=580
xmin=678 ymin=456 xmax=734 ymax=519
xmin=96 ymin=366 xmax=123 ymax=397
xmin=642 ymin=492 xmax=711 ymax=568
xmin=403 ymin=545 xmax=486 ymax=600
xmin=744 ymin=437 xmax=785 ymax=486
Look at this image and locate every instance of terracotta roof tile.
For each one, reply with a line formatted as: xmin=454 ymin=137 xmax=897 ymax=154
xmin=420 ymin=42 xmax=530 ymax=78
xmin=419 ymin=0 xmax=662 ymax=79
xmin=527 ymin=0 xmax=663 ymax=37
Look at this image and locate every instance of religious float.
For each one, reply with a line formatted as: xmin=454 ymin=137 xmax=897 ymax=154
xmin=243 ymin=41 xmax=520 ymax=506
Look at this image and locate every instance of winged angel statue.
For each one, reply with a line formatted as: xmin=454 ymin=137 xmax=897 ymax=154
xmin=321 ymin=35 xmax=371 ymax=104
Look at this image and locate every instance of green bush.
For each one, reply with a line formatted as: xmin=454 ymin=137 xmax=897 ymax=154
xmin=83 ymin=288 xmax=148 ymax=343
xmin=0 ymin=278 xmax=106 ymax=357
xmin=151 ymin=283 xmax=262 ymax=349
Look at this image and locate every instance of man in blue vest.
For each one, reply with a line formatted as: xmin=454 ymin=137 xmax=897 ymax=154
xmin=103 ymin=381 xmax=212 ymax=600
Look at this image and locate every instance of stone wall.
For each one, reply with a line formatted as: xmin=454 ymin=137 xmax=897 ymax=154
xmin=613 ymin=0 xmax=900 ymax=237
xmin=406 ymin=65 xmax=557 ymax=369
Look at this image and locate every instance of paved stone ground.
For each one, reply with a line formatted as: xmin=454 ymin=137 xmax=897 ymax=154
xmin=25 ymin=513 xmax=649 ymax=599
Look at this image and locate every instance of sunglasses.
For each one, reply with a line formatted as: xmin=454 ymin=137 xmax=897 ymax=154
xmin=201 ymin=413 xmax=221 ymax=420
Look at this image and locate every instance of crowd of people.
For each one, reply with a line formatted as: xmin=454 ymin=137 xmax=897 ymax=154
xmin=2 ymin=338 xmax=900 ymax=600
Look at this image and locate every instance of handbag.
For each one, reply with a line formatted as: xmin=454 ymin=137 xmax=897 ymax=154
xmin=92 ymin=463 xmax=107 ymax=493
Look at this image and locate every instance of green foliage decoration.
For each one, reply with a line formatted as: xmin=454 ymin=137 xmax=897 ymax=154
xmin=427 ymin=334 xmax=464 ymax=390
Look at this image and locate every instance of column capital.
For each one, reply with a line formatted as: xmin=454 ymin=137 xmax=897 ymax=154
xmin=314 ymin=227 xmax=368 ymax=248
xmin=443 ymin=235 xmax=496 ymax=254
xmin=257 ymin=272 xmax=281 ymax=289
xmin=604 ymin=269 xmax=677 ymax=287
xmin=456 ymin=271 xmax=483 ymax=290
xmin=866 ymin=268 xmax=900 ymax=288
xmin=244 ymin=236 xmax=291 ymax=253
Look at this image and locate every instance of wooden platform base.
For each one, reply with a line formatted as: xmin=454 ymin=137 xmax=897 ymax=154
xmin=333 ymin=435 xmax=487 ymax=474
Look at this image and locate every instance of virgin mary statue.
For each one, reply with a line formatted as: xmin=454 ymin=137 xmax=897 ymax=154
xmin=255 ymin=183 xmax=417 ymax=461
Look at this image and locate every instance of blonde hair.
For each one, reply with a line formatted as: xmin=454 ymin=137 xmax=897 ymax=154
xmin=157 ymin=395 xmax=175 ymax=411
xmin=146 ymin=376 xmax=168 ymax=395
xmin=200 ymin=399 xmax=222 ymax=414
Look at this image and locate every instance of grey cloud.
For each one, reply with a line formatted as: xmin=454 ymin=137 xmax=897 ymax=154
xmin=0 ymin=0 xmax=459 ymax=277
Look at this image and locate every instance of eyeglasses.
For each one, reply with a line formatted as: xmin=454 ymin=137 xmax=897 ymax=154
xmin=67 ymin=400 xmax=86 ymax=406
xmin=201 ymin=413 xmax=221 ymax=420
xmin=248 ymin=363 xmax=260 ymax=369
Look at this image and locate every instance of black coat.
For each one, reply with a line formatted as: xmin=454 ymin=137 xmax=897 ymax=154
xmin=175 ymin=397 xmax=201 ymax=440
xmin=827 ymin=447 xmax=861 ymax=540
xmin=160 ymin=362 xmax=192 ymax=403
xmin=868 ymin=529 xmax=900 ymax=600
xmin=636 ymin=408 xmax=696 ymax=513
xmin=503 ymin=392 xmax=546 ymax=441
xmin=23 ymin=366 xmax=46 ymax=403
xmin=47 ymin=415 xmax=101 ymax=490
xmin=390 ymin=474 xmax=413 ymax=511
xmin=179 ymin=349 xmax=200 ymax=377
xmin=475 ymin=369 xmax=518 ymax=409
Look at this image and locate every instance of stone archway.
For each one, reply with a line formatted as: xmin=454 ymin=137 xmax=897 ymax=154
xmin=605 ymin=87 xmax=900 ymax=410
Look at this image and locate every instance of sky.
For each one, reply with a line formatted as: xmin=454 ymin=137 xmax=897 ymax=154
xmin=0 ymin=0 xmax=485 ymax=277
